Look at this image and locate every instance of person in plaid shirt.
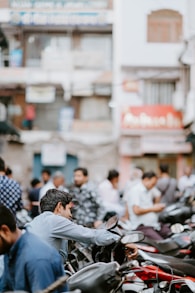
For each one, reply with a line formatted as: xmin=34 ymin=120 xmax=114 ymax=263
xmin=69 ymin=167 xmax=106 ymax=228
xmin=0 ymin=157 xmax=23 ymax=215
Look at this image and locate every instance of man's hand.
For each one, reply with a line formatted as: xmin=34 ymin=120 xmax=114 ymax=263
xmin=94 ymin=220 xmax=103 ymax=228
xmin=152 ymin=203 xmax=165 ymax=213
xmin=124 ymin=243 xmax=138 ymax=260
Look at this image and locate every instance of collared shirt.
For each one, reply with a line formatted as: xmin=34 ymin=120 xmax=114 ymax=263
xmin=126 ymin=181 xmax=159 ymax=229
xmin=0 ymin=175 xmax=23 ymax=215
xmin=98 ymin=179 xmax=125 ymax=217
xmin=25 ymin=211 xmax=120 ymax=259
xmin=0 ymin=231 xmax=68 ymax=293
xmin=70 ymin=182 xmax=106 ymax=227
xmin=178 ymin=175 xmax=195 ymax=192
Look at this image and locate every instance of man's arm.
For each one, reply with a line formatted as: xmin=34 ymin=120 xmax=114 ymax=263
xmin=133 ymin=203 xmax=165 ymax=215
xmin=51 ymin=216 xmax=120 ymax=246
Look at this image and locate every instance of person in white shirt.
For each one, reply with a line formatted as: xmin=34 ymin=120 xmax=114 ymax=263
xmin=39 ymin=171 xmax=68 ymax=200
xmin=178 ymin=165 xmax=195 ymax=193
xmin=126 ymin=171 xmax=170 ymax=240
xmin=98 ymin=169 xmax=125 ymax=218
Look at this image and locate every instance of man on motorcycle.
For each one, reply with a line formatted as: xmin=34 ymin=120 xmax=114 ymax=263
xmin=26 ymin=189 xmax=138 ymax=261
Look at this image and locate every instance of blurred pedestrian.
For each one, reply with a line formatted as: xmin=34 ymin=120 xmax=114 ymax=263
xmin=98 ymin=169 xmax=125 ymax=218
xmin=28 ymin=178 xmax=42 ymax=218
xmin=5 ymin=166 xmax=13 ymax=179
xmin=156 ymin=163 xmax=178 ymax=205
xmin=178 ymin=165 xmax=195 ymax=193
xmin=24 ymin=103 xmax=36 ymax=130
xmin=69 ymin=167 xmax=105 ymax=228
xmin=41 ymin=168 xmax=51 ymax=185
xmin=0 ymin=157 xmax=23 ymax=215
xmin=39 ymin=171 xmax=68 ymax=200
xmin=126 ymin=171 xmax=169 ymax=240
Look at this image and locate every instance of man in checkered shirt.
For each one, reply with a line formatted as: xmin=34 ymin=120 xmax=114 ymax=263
xmin=0 ymin=157 xmax=23 ymax=215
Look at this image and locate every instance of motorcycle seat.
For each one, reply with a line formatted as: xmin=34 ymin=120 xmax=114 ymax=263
xmin=139 ymin=251 xmax=195 ymax=278
xmin=143 ymin=237 xmax=179 ymax=253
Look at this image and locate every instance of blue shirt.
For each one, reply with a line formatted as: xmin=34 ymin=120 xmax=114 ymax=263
xmin=0 ymin=231 xmax=68 ymax=293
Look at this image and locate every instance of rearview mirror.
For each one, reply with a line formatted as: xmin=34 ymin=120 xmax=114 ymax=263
xmin=104 ymin=215 xmax=118 ymax=230
xmin=121 ymin=231 xmax=145 ymax=244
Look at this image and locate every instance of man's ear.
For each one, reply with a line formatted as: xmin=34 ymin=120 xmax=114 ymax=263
xmin=54 ymin=202 xmax=62 ymax=214
xmin=0 ymin=224 xmax=10 ymax=236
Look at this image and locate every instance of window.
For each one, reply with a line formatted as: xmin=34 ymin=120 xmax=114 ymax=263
xmin=25 ymin=34 xmax=71 ymax=67
xmin=144 ymin=80 xmax=176 ymax=104
xmin=147 ymin=9 xmax=182 ymax=43
xmin=74 ymin=34 xmax=112 ymax=70
xmin=80 ymin=97 xmax=111 ymax=120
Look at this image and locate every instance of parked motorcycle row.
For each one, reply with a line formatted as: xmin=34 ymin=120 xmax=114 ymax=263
xmin=51 ymin=186 xmax=195 ymax=293
xmin=14 ymin=186 xmax=195 ymax=293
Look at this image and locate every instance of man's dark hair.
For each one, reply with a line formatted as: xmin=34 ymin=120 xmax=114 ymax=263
xmin=0 ymin=157 xmax=5 ymax=172
xmin=5 ymin=167 xmax=12 ymax=176
xmin=74 ymin=167 xmax=88 ymax=176
xmin=31 ymin=178 xmax=41 ymax=188
xmin=41 ymin=168 xmax=51 ymax=176
xmin=107 ymin=169 xmax=119 ymax=181
xmin=0 ymin=204 xmax=17 ymax=232
xmin=142 ymin=171 xmax=157 ymax=180
xmin=40 ymin=189 xmax=72 ymax=213
xmin=159 ymin=163 xmax=169 ymax=174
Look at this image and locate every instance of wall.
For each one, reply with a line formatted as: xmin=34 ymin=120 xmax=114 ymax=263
xmin=120 ymin=0 xmax=188 ymax=67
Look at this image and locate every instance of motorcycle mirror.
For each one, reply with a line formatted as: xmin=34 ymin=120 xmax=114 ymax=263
xmin=104 ymin=215 xmax=119 ymax=230
xmin=121 ymin=231 xmax=145 ymax=244
xmin=170 ymin=223 xmax=184 ymax=234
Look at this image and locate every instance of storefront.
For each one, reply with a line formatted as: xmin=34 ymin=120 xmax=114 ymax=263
xmin=119 ymin=105 xmax=192 ymax=186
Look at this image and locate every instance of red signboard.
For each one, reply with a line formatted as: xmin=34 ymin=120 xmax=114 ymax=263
xmin=121 ymin=105 xmax=183 ymax=129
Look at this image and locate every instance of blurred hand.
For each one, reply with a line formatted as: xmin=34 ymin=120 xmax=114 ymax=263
xmin=94 ymin=220 xmax=103 ymax=228
xmin=153 ymin=203 xmax=165 ymax=212
xmin=124 ymin=243 xmax=138 ymax=260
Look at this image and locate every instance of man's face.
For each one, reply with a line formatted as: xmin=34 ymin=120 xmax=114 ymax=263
xmin=144 ymin=176 xmax=157 ymax=190
xmin=74 ymin=171 xmax=87 ymax=187
xmin=42 ymin=172 xmax=50 ymax=183
xmin=53 ymin=176 xmax=65 ymax=188
xmin=59 ymin=203 xmax=73 ymax=220
xmin=0 ymin=227 xmax=12 ymax=255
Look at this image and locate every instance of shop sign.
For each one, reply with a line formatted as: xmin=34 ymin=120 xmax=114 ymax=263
xmin=41 ymin=143 xmax=66 ymax=166
xmin=9 ymin=0 xmax=108 ymax=9
xmin=26 ymin=86 xmax=55 ymax=103
xmin=121 ymin=105 xmax=183 ymax=130
xmin=119 ymin=136 xmax=142 ymax=156
xmin=123 ymin=80 xmax=139 ymax=92
xmin=10 ymin=11 xmax=108 ymax=26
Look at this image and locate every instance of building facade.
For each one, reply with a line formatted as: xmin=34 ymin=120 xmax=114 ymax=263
xmin=113 ymin=0 xmax=192 ymax=186
xmin=0 ymin=0 xmax=118 ymax=187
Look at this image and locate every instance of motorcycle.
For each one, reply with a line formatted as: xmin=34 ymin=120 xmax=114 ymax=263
xmin=67 ymin=231 xmax=145 ymax=293
xmin=159 ymin=186 xmax=195 ymax=225
xmin=135 ymin=225 xmax=195 ymax=258
xmin=120 ymin=233 xmax=195 ymax=292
